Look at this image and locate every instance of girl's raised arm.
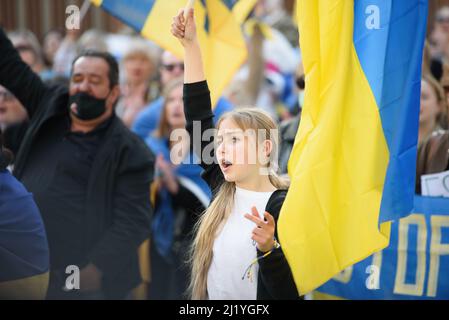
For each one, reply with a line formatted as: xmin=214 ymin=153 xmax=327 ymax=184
xmin=171 ymin=6 xmax=224 ymax=193
xmin=171 ymin=8 xmax=205 ymax=84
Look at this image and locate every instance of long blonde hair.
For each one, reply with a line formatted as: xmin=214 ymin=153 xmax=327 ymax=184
xmin=187 ymin=107 xmax=289 ymax=300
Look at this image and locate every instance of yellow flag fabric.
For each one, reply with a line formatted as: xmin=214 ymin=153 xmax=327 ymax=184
xmin=232 ymin=0 xmax=257 ymax=24
xmin=278 ymin=0 xmax=427 ymax=295
xmin=91 ymin=0 xmax=252 ymax=107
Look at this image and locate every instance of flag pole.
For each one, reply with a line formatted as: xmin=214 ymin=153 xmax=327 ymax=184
xmin=80 ymin=0 xmax=92 ymax=22
xmin=184 ymin=0 xmax=195 ymax=19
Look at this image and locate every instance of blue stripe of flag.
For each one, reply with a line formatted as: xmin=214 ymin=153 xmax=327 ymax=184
xmin=353 ymin=0 xmax=428 ymax=222
xmin=101 ymin=0 xmax=156 ymax=32
xmin=222 ymin=0 xmax=238 ymax=10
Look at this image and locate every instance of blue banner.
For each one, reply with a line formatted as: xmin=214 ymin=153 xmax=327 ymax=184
xmin=317 ymin=196 xmax=449 ymax=300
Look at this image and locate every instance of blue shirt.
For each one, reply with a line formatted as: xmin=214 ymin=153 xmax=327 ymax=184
xmin=0 ymin=169 xmax=49 ymax=281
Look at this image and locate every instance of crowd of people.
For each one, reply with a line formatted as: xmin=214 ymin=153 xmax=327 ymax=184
xmin=0 ymin=0 xmax=448 ymax=300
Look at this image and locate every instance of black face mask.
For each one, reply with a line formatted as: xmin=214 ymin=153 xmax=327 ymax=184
xmin=68 ymin=92 xmax=109 ymax=121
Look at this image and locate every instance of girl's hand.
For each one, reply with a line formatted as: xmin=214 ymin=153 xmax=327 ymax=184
xmin=171 ymin=8 xmax=197 ymax=47
xmin=244 ymin=207 xmax=276 ymax=253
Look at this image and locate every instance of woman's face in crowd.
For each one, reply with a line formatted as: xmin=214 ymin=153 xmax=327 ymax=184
xmin=216 ymin=118 xmax=270 ymax=184
xmin=165 ymin=85 xmax=185 ymax=129
xmin=124 ymin=55 xmax=154 ymax=85
xmin=0 ymin=86 xmax=28 ymax=127
xmin=420 ymin=80 xmax=441 ymax=126
xmin=43 ymin=32 xmax=62 ymax=64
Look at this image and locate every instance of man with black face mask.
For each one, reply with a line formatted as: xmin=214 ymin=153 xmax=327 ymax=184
xmin=0 ymin=28 xmax=154 ymax=299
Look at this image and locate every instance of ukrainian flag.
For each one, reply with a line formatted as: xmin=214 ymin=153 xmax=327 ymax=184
xmin=278 ymin=0 xmax=428 ymax=295
xmin=91 ymin=0 xmax=256 ymax=106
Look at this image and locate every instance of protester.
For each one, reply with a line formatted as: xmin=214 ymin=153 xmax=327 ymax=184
xmin=0 ymin=27 xmax=154 ymax=299
xmin=416 ymin=73 xmax=449 ymax=194
xmin=116 ymin=39 xmax=159 ymax=128
xmin=0 ymin=85 xmax=28 ymax=130
xmin=76 ymin=29 xmax=109 ymax=55
xmin=418 ymin=74 xmax=448 ymax=145
xmin=171 ymin=8 xmax=299 ymax=300
xmin=42 ymin=29 xmax=64 ymax=70
xmin=8 ymin=30 xmax=54 ymax=81
xmin=145 ymin=77 xmax=211 ymax=299
xmin=0 ymin=130 xmax=49 ymax=300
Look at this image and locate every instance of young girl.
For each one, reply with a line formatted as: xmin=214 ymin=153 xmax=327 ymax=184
xmin=171 ymin=8 xmax=299 ymax=300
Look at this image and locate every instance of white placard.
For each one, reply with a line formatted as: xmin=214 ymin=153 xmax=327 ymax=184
xmin=421 ymin=170 xmax=449 ymax=197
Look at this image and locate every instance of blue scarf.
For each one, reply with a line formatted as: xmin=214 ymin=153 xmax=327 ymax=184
xmin=145 ymin=136 xmax=211 ymax=262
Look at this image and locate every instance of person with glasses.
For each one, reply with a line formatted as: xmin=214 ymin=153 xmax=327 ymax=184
xmin=131 ymin=50 xmax=234 ymax=140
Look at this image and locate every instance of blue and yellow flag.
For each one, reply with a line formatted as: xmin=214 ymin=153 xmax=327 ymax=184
xmin=91 ymin=0 xmax=256 ymax=106
xmin=278 ymin=0 xmax=428 ymax=295
xmin=317 ymin=196 xmax=449 ymax=300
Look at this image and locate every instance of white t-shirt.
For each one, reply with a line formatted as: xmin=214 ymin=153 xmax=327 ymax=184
xmin=207 ymin=186 xmax=275 ymax=300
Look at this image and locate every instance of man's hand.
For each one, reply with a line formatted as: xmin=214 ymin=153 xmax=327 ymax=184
xmin=79 ymin=263 xmax=103 ymax=292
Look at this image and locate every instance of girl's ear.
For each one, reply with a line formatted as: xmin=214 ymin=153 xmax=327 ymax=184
xmin=263 ymin=139 xmax=273 ymax=158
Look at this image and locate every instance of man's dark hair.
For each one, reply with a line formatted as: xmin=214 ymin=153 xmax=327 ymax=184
xmin=71 ymin=50 xmax=119 ymax=89
xmin=0 ymin=130 xmax=13 ymax=170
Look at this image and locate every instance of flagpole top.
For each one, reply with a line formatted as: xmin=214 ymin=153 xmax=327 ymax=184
xmin=184 ymin=0 xmax=195 ymax=19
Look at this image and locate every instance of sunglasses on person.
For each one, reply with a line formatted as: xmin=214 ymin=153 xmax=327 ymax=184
xmin=436 ymin=15 xmax=449 ymax=24
xmin=161 ymin=63 xmax=185 ymax=72
xmin=0 ymin=90 xmax=14 ymax=102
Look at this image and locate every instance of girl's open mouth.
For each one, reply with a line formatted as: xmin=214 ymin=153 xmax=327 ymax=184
xmin=221 ymin=159 xmax=233 ymax=170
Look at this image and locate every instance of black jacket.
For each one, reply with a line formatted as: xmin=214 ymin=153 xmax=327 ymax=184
xmin=0 ymin=28 xmax=155 ymax=298
xmin=183 ymin=81 xmax=300 ymax=300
